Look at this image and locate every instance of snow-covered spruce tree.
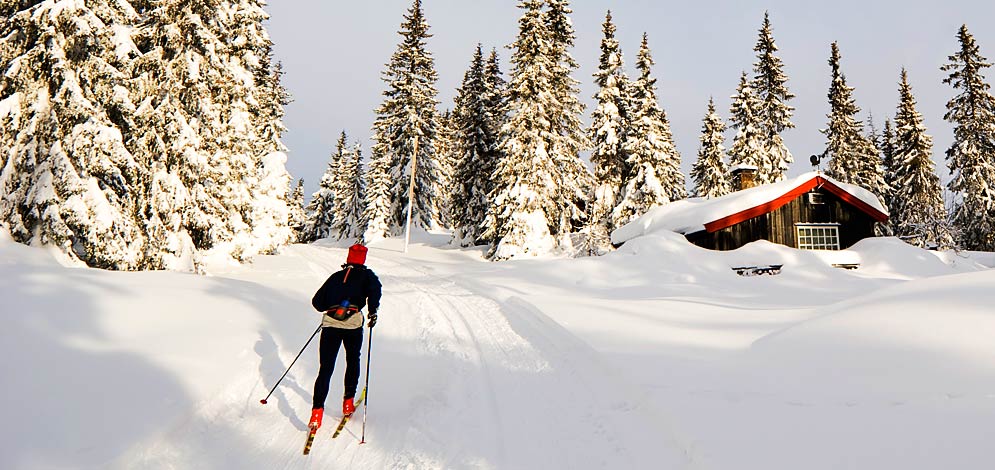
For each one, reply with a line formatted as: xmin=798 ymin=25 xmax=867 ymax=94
xmin=941 ymin=24 xmax=995 ymax=251
xmin=240 ymin=5 xmax=294 ymax=255
xmin=482 ymin=0 xmax=562 ymax=260
xmin=691 ymin=98 xmax=730 ymax=198
xmin=822 ymin=42 xmax=888 ymax=202
xmin=751 ymin=12 xmax=795 ymax=183
xmin=432 ymin=109 xmax=457 ymax=230
xmin=584 ymin=10 xmax=631 ymax=256
xmin=544 ymin=0 xmax=593 ymax=238
xmin=484 ymin=48 xmax=509 ymax=141
xmin=880 ymin=118 xmax=899 ymax=210
xmin=864 ymin=116 xmax=894 ymax=236
xmin=330 ymin=141 xmax=367 ymax=240
xmin=727 ymin=72 xmax=766 ymax=176
xmin=302 ymin=132 xmax=347 ymax=242
xmin=129 ymin=0 xmax=293 ymax=266
xmin=364 ymin=0 xmax=441 ymax=241
xmin=360 ymin=140 xmax=394 ymax=244
xmin=480 ymin=48 xmax=508 ymax=240
xmin=0 ymin=0 xmax=146 ymax=269
xmin=891 ymin=69 xmax=955 ymax=249
xmin=451 ymin=45 xmax=501 ymax=247
xmin=615 ymin=33 xmax=685 ymax=227
xmin=287 ymin=178 xmax=307 ymax=242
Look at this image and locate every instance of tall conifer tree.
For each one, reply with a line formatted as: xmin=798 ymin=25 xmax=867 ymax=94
xmin=482 ymin=0 xmax=561 ymax=259
xmin=331 ymin=141 xmax=367 ymax=240
xmin=365 ymin=0 xmax=441 ymax=241
xmin=691 ymin=98 xmax=730 ymax=198
xmin=0 ymin=0 xmax=292 ymax=269
xmin=544 ymin=0 xmax=592 ymax=238
xmin=452 ymin=45 xmax=503 ymax=246
xmin=880 ymin=118 xmax=899 ymax=210
xmin=822 ymin=42 xmax=888 ymax=203
xmin=585 ymin=11 xmax=631 ymax=255
xmin=288 ymin=179 xmax=307 ymax=242
xmin=615 ymin=34 xmax=684 ymax=226
xmin=892 ymin=69 xmax=955 ymax=249
xmin=433 ymin=109 xmax=458 ymax=229
xmin=752 ymin=12 xmax=794 ymax=183
xmin=303 ymin=132 xmax=347 ymax=242
xmin=941 ymin=24 xmax=995 ymax=251
xmin=728 ymin=72 xmax=766 ymax=176
xmin=0 ymin=0 xmax=145 ymax=269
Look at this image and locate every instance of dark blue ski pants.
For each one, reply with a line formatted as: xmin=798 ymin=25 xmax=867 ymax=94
xmin=312 ymin=326 xmax=363 ymax=409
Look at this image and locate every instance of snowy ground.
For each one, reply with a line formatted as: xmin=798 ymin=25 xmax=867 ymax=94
xmin=2 ymin=228 xmax=994 ymax=469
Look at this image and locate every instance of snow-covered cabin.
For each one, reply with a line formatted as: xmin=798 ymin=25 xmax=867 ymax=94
xmin=612 ymin=169 xmax=889 ymax=251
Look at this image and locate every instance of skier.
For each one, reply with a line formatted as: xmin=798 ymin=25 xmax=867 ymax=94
xmin=308 ymin=243 xmax=381 ymax=431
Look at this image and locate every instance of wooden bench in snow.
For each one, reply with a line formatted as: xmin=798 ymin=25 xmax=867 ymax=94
xmin=732 ymin=264 xmax=783 ymax=276
xmin=832 ymin=263 xmax=860 ymax=270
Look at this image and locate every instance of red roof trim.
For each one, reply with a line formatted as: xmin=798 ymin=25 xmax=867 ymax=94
xmin=702 ymin=176 xmax=889 ymax=233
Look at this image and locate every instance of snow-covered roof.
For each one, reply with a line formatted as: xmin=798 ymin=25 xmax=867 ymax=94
xmin=612 ymin=172 xmax=889 ymax=245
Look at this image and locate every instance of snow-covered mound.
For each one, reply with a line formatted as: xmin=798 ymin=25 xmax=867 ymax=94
xmin=748 ymin=269 xmax=995 ymax=398
xmin=0 ymin=234 xmax=315 ymax=469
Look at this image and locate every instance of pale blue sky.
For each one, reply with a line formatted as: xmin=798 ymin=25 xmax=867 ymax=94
xmin=265 ymin=1 xmax=995 ymax=194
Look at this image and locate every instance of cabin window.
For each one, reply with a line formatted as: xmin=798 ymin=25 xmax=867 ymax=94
xmin=807 ymin=192 xmax=825 ymax=205
xmin=796 ymin=224 xmax=840 ymax=250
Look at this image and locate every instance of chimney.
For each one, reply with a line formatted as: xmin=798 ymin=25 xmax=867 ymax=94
xmin=729 ymin=164 xmax=758 ymax=191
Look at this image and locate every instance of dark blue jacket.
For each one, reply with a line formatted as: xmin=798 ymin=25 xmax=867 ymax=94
xmin=312 ymin=264 xmax=382 ymax=314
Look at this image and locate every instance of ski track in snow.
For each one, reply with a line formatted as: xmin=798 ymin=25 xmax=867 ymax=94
xmin=109 ymin=244 xmax=690 ymax=469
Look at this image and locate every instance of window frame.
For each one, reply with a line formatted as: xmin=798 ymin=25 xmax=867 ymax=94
xmin=795 ymin=223 xmax=841 ymax=250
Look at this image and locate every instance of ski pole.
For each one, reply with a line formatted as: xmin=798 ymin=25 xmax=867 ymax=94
xmin=260 ymin=324 xmax=322 ymax=405
xmin=360 ymin=327 xmax=374 ymax=444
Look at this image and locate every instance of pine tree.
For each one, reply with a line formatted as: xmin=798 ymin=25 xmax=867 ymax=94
xmin=941 ymin=24 xmax=995 ymax=251
xmin=752 ymin=12 xmax=795 ymax=183
xmin=288 ymin=179 xmax=307 ymax=242
xmin=822 ymin=42 xmax=888 ymax=203
xmin=691 ymin=98 xmax=730 ymax=198
xmin=544 ymin=0 xmax=593 ymax=238
xmin=891 ymin=69 xmax=955 ymax=249
xmin=584 ymin=10 xmax=631 ymax=255
xmin=366 ymin=0 xmax=441 ymax=241
xmin=452 ymin=45 xmax=503 ymax=246
xmin=614 ymin=34 xmax=685 ymax=226
xmin=482 ymin=0 xmax=561 ymax=259
xmin=728 ymin=72 xmax=766 ymax=176
xmin=331 ymin=141 xmax=367 ymax=240
xmin=0 ymin=0 xmax=146 ymax=269
xmin=303 ymin=132 xmax=347 ymax=242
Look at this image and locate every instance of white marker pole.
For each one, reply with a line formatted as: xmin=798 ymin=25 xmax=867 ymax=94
xmin=403 ymin=135 xmax=419 ymax=253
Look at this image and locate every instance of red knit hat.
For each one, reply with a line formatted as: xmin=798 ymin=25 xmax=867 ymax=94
xmin=346 ymin=244 xmax=368 ymax=265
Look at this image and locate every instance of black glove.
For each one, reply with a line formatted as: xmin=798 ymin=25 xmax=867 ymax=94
xmin=367 ymin=312 xmax=377 ymax=328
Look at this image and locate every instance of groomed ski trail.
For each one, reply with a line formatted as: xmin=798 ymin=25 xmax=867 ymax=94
xmin=115 ymin=243 xmax=690 ymax=469
xmin=299 ymin=244 xmax=690 ymax=469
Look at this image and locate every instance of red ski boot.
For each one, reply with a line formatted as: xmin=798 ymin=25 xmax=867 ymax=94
xmin=342 ymin=397 xmax=355 ymax=416
xmin=308 ymin=408 xmax=323 ymax=429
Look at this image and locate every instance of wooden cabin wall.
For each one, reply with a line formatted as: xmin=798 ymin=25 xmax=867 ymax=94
xmin=685 ymin=188 xmax=880 ymax=250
